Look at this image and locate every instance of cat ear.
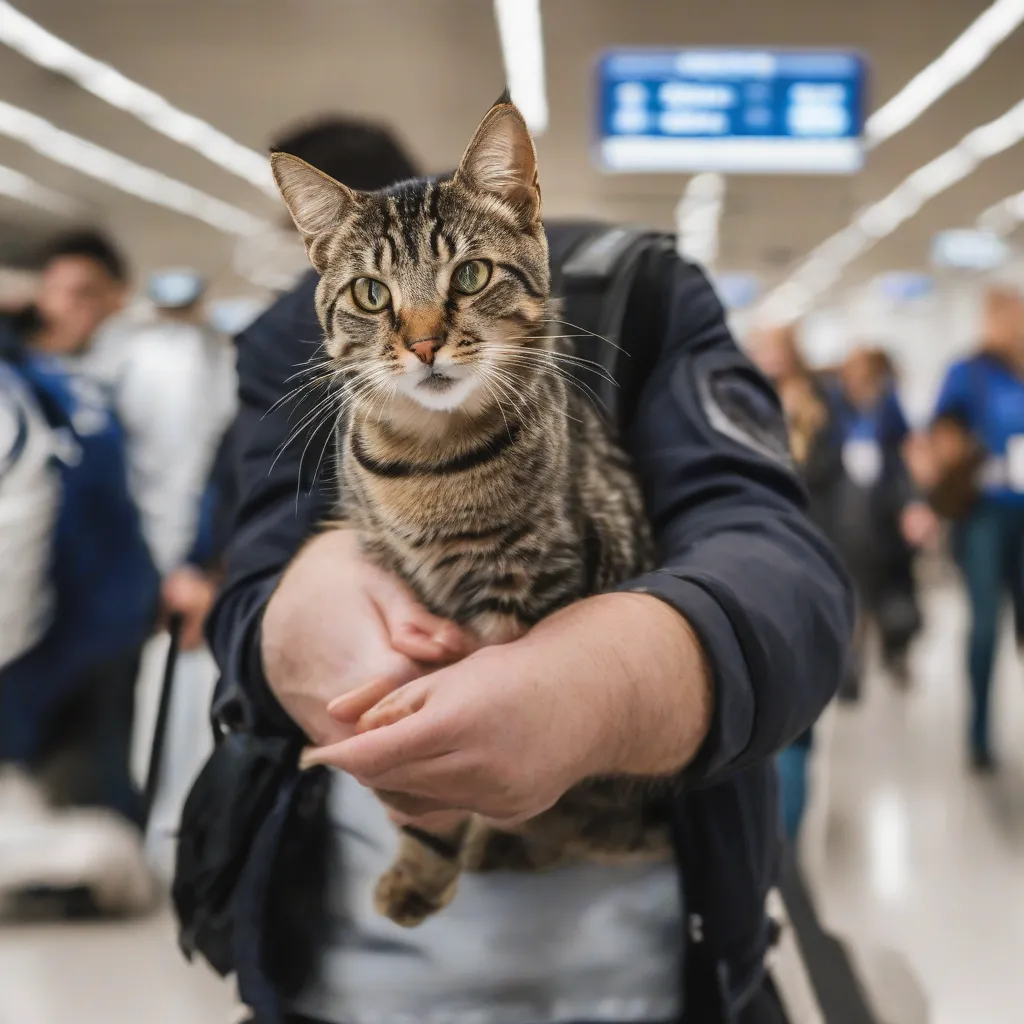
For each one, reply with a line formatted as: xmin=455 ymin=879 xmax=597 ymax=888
xmin=271 ymin=152 xmax=356 ymax=238
xmin=455 ymin=92 xmax=541 ymax=224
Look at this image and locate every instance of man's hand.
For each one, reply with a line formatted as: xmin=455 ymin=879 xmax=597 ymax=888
xmin=301 ymin=592 xmax=713 ymax=825
xmin=161 ymin=565 xmax=217 ymax=651
xmin=261 ymin=529 xmax=474 ymax=745
xmin=900 ymin=500 xmax=939 ymax=549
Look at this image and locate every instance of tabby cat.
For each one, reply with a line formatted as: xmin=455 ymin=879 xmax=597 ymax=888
xmin=271 ymin=94 xmax=670 ymax=928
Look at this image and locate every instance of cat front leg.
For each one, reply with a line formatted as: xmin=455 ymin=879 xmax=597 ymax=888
xmin=373 ymin=815 xmax=470 ymax=927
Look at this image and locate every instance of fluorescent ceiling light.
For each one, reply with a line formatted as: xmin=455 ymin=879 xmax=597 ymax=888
xmin=675 ymin=172 xmax=725 ymax=268
xmin=760 ymin=91 xmax=1024 ymax=320
xmin=0 ymin=100 xmax=269 ymax=236
xmin=493 ymin=0 xmax=549 ymax=133
xmin=866 ymin=0 xmax=1024 ymax=146
xmin=758 ymin=0 xmax=1024 ymax=322
xmin=0 ymin=0 xmax=277 ymax=197
xmin=0 ymin=162 xmax=78 ymax=215
xmin=979 ymin=187 xmax=1024 ymax=233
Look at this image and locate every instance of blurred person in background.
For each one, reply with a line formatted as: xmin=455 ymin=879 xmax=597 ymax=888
xmin=0 ymin=232 xmax=158 ymax=912
xmin=751 ymin=323 xmax=839 ymax=842
xmin=828 ymin=346 xmax=933 ymax=692
xmin=116 ymin=268 xmax=238 ymax=646
xmin=921 ymin=286 xmax=1024 ymax=773
xmin=174 ymin=113 xmax=851 ymax=1024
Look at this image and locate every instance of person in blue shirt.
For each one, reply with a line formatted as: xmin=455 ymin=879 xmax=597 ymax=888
xmin=0 ymin=232 xmax=159 ymax=826
xmin=829 ymin=348 xmax=931 ymax=694
xmin=931 ymin=287 xmax=1024 ymax=772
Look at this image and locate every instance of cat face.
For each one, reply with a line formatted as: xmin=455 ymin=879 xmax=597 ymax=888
xmin=272 ymin=98 xmax=550 ymax=414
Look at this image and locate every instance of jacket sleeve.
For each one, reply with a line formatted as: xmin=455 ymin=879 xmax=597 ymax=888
xmin=616 ymin=261 xmax=853 ymax=786
xmin=206 ymin=273 xmax=332 ymax=735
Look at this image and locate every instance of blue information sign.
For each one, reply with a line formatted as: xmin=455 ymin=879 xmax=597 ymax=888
xmin=597 ymin=49 xmax=867 ymax=175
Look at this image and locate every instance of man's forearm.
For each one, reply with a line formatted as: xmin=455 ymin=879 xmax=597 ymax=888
xmin=517 ymin=592 xmax=714 ymax=779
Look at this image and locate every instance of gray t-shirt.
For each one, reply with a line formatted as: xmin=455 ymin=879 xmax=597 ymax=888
xmin=294 ymin=772 xmax=682 ymax=1024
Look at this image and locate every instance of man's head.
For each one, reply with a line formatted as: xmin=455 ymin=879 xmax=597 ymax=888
xmin=36 ymin=231 xmax=128 ymax=355
xmin=982 ymin=286 xmax=1024 ymax=358
xmin=750 ymin=323 xmax=806 ymax=384
xmin=146 ymin=267 xmax=207 ymax=323
xmin=269 ymin=117 xmax=420 ymax=201
xmin=841 ymin=346 xmax=889 ymax=409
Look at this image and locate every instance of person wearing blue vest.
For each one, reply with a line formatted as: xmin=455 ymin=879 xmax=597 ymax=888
xmin=930 ymin=287 xmax=1024 ymax=772
xmin=828 ymin=348 xmax=930 ymax=695
xmin=0 ymin=231 xmax=159 ymax=828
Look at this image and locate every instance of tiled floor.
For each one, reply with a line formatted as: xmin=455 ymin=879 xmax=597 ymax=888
xmin=1 ymin=580 xmax=1022 ymax=1023
xmin=804 ymin=580 xmax=1024 ymax=1024
xmin=0 ymin=910 xmax=241 ymax=1024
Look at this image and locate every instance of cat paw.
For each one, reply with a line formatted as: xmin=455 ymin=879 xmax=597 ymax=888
xmin=374 ymin=866 xmax=457 ymax=928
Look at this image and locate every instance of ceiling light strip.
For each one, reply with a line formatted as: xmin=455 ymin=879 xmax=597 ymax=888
xmin=866 ymin=0 xmax=1024 ymax=146
xmin=0 ymin=0 xmax=277 ymax=197
xmin=0 ymin=162 xmax=79 ymax=215
xmin=675 ymin=172 xmax=725 ymax=269
xmin=0 ymin=100 xmax=270 ymax=236
xmin=493 ymin=0 xmax=549 ymax=134
xmin=759 ymin=94 xmax=1024 ymax=323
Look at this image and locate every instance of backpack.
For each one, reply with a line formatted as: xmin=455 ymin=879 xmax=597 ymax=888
xmin=547 ymin=223 xmax=677 ymax=431
xmin=0 ymin=341 xmax=160 ymax=766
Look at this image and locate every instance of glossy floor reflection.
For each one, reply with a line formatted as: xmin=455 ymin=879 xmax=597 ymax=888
xmin=0 ymin=578 xmax=1020 ymax=1023
xmin=805 ymin=577 xmax=1024 ymax=1024
xmin=0 ymin=909 xmax=241 ymax=1024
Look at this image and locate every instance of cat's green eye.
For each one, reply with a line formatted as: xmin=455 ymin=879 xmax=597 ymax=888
xmin=452 ymin=259 xmax=492 ymax=296
xmin=352 ymin=277 xmax=391 ymax=313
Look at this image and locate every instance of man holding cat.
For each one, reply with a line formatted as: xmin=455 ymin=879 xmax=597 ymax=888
xmin=191 ymin=109 xmax=852 ymax=1024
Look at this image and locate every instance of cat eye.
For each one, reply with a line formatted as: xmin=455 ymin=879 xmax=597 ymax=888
xmin=351 ymin=277 xmax=391 ymax=313
xmin=451 ymin=260 xmax=492 ymax=296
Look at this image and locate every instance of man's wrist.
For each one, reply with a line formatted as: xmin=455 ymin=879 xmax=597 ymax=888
xmin=523 ymin=592 xmax=713 ymax=782
xmin=601 ymin=592 xmax=713 ymax=777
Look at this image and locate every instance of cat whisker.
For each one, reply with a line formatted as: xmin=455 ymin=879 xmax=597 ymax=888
xmin=264 ymin=369 xmax=340 ymax=419
xmin=484 ymin=346 xmax=619 ymax=386
xmin=486 ymin=353 xmax=610 ymax=417
xmin=476 ymin=374 xmax=516 ymax=442
xmin=271 ymin=369 xmax=382 ymax=477
xmin=273 ymin=389 xmax=348 ymax=474
xmin=484 ymin=363 xmax=586 ymax=426
xmin=303 ymin=407 xmax=344 ymax=507
xmin=478 ymin=364 xmax=532 ymax=422
xmin=540 ymin=318 xmax=629 ymax=357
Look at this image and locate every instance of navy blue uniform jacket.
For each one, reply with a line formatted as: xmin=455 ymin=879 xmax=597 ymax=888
xmin=205 ymin=233 xmax=853 ymax=1023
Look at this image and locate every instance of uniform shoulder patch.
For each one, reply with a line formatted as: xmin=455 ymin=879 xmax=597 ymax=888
xmin=689 ymin=352 xmax=792 ymax=464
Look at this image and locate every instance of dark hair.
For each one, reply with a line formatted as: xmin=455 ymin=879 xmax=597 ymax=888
xmin=44 ymin=230 xmax=129 ymax=284
xmin=270 ymin=117 xmax=420 ymax=191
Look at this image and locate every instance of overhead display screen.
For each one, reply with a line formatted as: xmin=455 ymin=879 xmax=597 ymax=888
xmin=597 ymin=49 xmax=867 ymax=175
xmin=930 ymin=230 xmax=1009 ymax=271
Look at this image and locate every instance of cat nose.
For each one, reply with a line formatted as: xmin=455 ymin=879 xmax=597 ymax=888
xmin=407 ymin=336 xmax=443 ymax=366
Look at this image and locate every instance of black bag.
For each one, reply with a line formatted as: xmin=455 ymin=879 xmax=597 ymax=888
xmin=172 ymin=731 xmax=303 ymax=974
xmin=928 ymin=359 xmax=987 ymax=521
xmin=170 ymin=223 xmax=680 ymax=985
xmin=929 ymin=443 xmax=985 ymax=520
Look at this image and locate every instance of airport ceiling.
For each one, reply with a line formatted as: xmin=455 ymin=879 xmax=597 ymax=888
xmin=0 ymin=0 xmax=1023 ymax=301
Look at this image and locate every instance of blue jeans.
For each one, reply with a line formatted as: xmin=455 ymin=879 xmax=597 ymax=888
xmin=955 ymin=500 xmax=1024 ymax=755
xmin=777 ymin=730 xmax=813 ymax=842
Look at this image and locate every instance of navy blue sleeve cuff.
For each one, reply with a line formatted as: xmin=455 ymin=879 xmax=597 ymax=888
xmin=620 ymin=571 xmax=755 ymax=784
xmin=211 ymin=574 xmax=300 ymax=738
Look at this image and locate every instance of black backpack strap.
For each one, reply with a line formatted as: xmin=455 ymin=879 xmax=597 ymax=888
xmin=549 ymin=223 xmax=676 ymax=428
